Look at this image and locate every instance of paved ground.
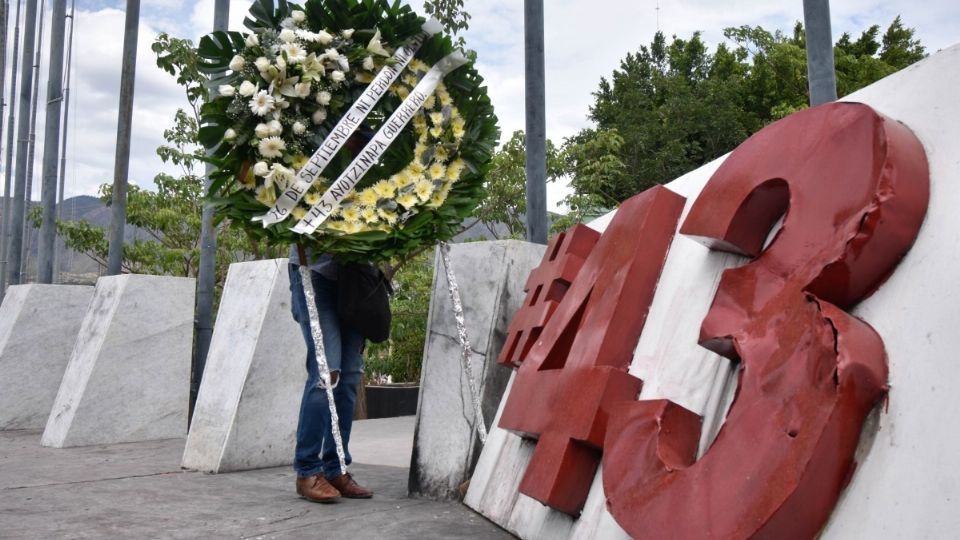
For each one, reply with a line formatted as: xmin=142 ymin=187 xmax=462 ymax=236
xmin=0 ymin=417 xmax=513 ymax=539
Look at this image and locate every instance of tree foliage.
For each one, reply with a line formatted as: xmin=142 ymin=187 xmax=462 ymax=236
xmin=423 ymin=0 xmax=470 ymax=47
xmin=565 ymin=17 xmax=927 ymax=206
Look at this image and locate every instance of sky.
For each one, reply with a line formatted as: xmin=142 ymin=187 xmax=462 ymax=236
xmin=2 ymin=0 xmax=957 ymax=212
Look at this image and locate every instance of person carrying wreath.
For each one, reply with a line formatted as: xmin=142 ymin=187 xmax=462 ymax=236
xmin=288 ymin=246 xmax=373 ymax=503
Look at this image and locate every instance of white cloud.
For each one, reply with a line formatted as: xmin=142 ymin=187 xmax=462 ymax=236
xmin=1 ymin=0 xmax=957 ymax=213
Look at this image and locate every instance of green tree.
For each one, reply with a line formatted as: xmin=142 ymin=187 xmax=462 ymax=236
xmin=423 ymin=0 xmax=470 ymax=47
xmin=565 ymin=17 xmax=927 ymax=208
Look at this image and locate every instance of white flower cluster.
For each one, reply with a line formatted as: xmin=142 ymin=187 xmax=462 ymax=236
xmin=216 ymin=11 xmax=470 ymax=235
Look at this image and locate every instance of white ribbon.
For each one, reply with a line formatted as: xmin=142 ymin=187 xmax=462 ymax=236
xmin=253 ymin=20 xmax=443 ymax=226
xmin=291 ymin=50 xmax=468 ymax=235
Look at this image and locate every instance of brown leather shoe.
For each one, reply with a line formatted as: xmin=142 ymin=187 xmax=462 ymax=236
xmin=328 ymin=473 xmax=373 ymax=499
xmin=296 ymin=473 xmax=340 ymax=503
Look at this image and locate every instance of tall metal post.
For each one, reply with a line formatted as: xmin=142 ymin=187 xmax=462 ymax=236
xmin=0 ymin=0 xmax=20 ymax=294
xmin=190 ymin=0 xmax=228 ymax=418
xmin=36 ymin=0 xmax=65 ymax=283
xmin=106 ymin=0 xmax=139 ymax=275
xmin=803 ymin=0 xmax=838 ymax=106
xmin=21 ymin=0 xmax=43 ymax=280
xmin=6 ymin=0 xmax=38 ymax=287
xmin=52 ymin=0 xmax=75 ymax=283
xmin=0 ymin=2 xmax=9 ymax=171
xmin=523 ymin=0 xmax=547 ymax=244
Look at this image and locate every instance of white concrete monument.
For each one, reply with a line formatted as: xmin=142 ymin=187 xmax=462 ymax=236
xmin=0 ymin=284 xmax=94 ymax=429
xmin=41 ymin=274 xmax=195 ymax=448
xmin=408 ymin=240 xmax=547 ymax=500
xmin=182 ymin=259 xmax=305 ymax=473
xmin=466 ymin=45 xmax=960 ymax=539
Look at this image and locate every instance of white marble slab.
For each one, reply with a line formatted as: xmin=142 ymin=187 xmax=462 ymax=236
xmin=41 ymin=274 xmax=195 ymax=448
xmin=409 ymin=241 xmax=547 ymax=500
xmin=0 ymin=284 xmax=94 ymax=429
xmin=182 ymin=259 xmax=306 ymax=473
xmin=467 ymin=44 xmax=960 ymax=539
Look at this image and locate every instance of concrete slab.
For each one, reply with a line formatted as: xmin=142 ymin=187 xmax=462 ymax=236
xmin=0 ymin=284 xmax=93 ymax=429
xmin=182 ymin=259 xmax=306 ymax=473
xmin=409 ymin=241 xmax=546 ymax=501
xmin=41 ymin=274 xmax=195 ymax=448
xmin=0 ymin=417 xmax=511 ymax=539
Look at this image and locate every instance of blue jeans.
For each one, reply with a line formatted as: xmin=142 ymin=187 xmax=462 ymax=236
xmin=288 ymin=263 xmax=365 ymax=480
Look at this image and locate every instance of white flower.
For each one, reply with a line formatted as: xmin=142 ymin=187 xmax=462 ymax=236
xmin=275 ymin=96 xmax=290 ymax=110
xmin=342 ymin=29 xmax=355 ymax=39
xmin=363 ymin=56 xmax=375 ymax=71
xmin=254 ymin=56 xmax=271 ymax=73
xmin=249 ymin=90 xmax=276 ymax=116
xmin=330 ymin=70 xmax=345 ymax=83
xmin=338 ymin=56 xmax=350 ymax=72
xmin=280 ymin=42 xmax=306 ymax=64
xmin=323 ymin=48 xmax=340 ymax=61
xmin=278 ymin=76 xmax=301 ymax=97
xmin=245 ymin=33 xmax=259 ymax=48
xmin=265 ymin=163 xmax=295 ymax=190
xmin=295 ymin=82 xmax=312 ymax=98
xmin=291 ymin=10 xmax=306 ymax=23
xmin=258 ymin=136 xmax=286 ymax=158
xmin=229 ymin=55 xmax=245 ymax=71
xmin=223 ymin=128 xmax=237 ymax=141
xmin=301 ymin=53 xmax=325 ymax=80
xmin=293 ymin=121 xmax=306 ymax=135
xmin=218 ymin=85 xmax=236 ymax=97
xmin=316 ymin=30 xmax=333 ymax=45
xmin=312 ymin=108 xmax=328 ymax=125
xmin=268 ymin=119 xmax=283 ymax=136
xmin=316 ymin=91 xmax=332 ymax=106
xmin=367 ymin=29 xmax=390 ymax=57
xmin=238 ymin=80 xmax=257 ymax=97
xmin=253 ymin=161 xmax=270 ymax=176
xmin=275 ymin=56 xmax=287 ymax=71
xmin=279 ymin=29 xmax=297 ymax=43
xmin=255 ymin=123 xmax=271 ymax=138
xmin=280 ymin=17 xmax=296 ymax=30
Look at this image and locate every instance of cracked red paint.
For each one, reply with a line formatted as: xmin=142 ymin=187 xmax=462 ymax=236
xmin=603 ymin=102 xmax=929 ymax=539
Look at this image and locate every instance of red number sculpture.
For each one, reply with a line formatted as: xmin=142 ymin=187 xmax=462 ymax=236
xmin=498 ymin=186 xmax=686 ymax=515
xmin=602 ymin=103 xmax=929 ymax=539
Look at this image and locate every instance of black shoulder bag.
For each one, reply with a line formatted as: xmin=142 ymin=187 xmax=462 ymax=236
xmin=337 ymin=262 xmax=393 ymax=343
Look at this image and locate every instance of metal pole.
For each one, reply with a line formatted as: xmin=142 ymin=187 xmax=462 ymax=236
xmin=803 ymin=0 xmax=838 ymax=106
xmin=6 ymin=0 xmax=38 ymax=287
xmin=36 ymin=0 xmax=65 ymax=283
xmin=21 ymin=0 xmax=44 ymax=281
xmin=523 ymin=0 xmax=547 ymax=245
xmin=106 ymin=0 xmax=139 ymax=276
xmin=0 ymin=1 xmax=9 ymax=173
xmin=190 ymin=0 xmax=228 ymax=418
xmin=0 ymin=0 xmax=19 ymax=294
xmin=52 ymin=0 xmax=73 ymax=283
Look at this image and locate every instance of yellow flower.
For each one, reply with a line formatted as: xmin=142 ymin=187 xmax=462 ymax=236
xmin=410 ymin=59 xmax=429 ymax=73
xmin=343 ymin=220 xmax=363 ymax=234
xmin=377 ymin=208 xmax=398 ymax=224
xmin=355 ymin=72 xmax=374 ymax=83
xmin=424 ymin=95 xmax=436 ymax=109
xmin=408 ymin=161 xmax=425 ymax=175
xmin=415 ymin=179 xmax=434 ymax=201
xmin=256 ymin=185 xmax=277 ymax=205
xmin=414 ymin=143 xmax=427 ymax=161
xmin=447 ymin=159 xmax=465 ymax=181
xmin=341 ymin=206 xmax=361 ymax=222
xmin=430 ymin=126 xmax=444 ymax=138
xmin=396 ymin=86 xmax=410 ymax=100
xmin=452 ymin=125 xmax=466 ymax=140
xmin=413 ymin=115 xmax=428 ymax=132
xmin=433 ymin=146 xmax=449 ymax=163
xmin=428 ymin=163 xmax=446 ymax=180
xmin=360 ymin=206 xmax=378 ymax=223
xmin=393 ymin=171 xmax=414 ymax=188
xmin=403 ymin=74 xmax=419 ymax=87
xmin=358 ymin=188 xmax=379 ymax=206
xmin=429 ymin=186 xmax=451 ymax=208
xmin=292 ymin=206 xmax=307 ymax=220
xmin=239 ymin=166 xmax=257 ymax=188
xmin=304 ymin=192 xmax=321 ymax=205
xmin=397 ymin=192 xmax=419 ymax=209
xmin=429 ymin=112 xmax=444 ymax=126
xmin=292 ymin=155 xmax=310 ymax=170
xmin=438 ymin=89 xmax=453 ymax=106
xmin=373 ymin=180 xmax=397 ymax=198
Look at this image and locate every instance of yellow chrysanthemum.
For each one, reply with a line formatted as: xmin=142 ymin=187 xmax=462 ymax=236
xmin=397 ymin=192 xmax=419 ymax=209
xmin=429 ymin=112 xmax=444 ymax=126
xmin=358 ymin=188 xmax=379 ymax=206
xmin=343 ymin=220 xmax=363 ymax=234
xmin=408 ymin=161 xmax=425 ymax=175
xmin=447 ymin=159 xmax=465 ymax=181
xmin=256 ymin=185 xmax=277 ymax=205
xmin=424 ymin=95 xmax=436 ymax=109
xmin=393 ymin=170 xmax=414 ymax=188
xmin=403 ymin=74 xmax=419 ymax=87
xmin=292 ymin=155 xmax=310 ymax=170
xmin=433 ymin=146 xmax=449 ymax=163
xmin=373 ymin=180 xmax=396 ymax=198
xmin=410 ymin=59 xmax=429 ymax=73
xmin=304 ymin=192 xmax=321 ymax=205
xmin=452 ymin=125 xmax=466 ymax=140
xmin=341 ymin=206 xmax=361 ymax=222
xmin=415 ymin=179 xmax=434 ymax=201
xmin=291 ymin=206 xmax=307 ymax=220
xmin=355 ymin=72 xmax=374 ymax=83
xmin=430 ymin=126 xmax=444 ymax=138
xmin=413 ymin=115 xmax=428 ymax=132
xmin=377 ymin=208 xmax=398 ymax=224
xmin=414 ymin=143 xmax=427 ymax=161
xmin=360 ymin=206 xmax=378 ymax=223
xmin=396 ymin=86 xmax=410 ymax=100
xmin=428 ymin=163 xmax=446 ymax=180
